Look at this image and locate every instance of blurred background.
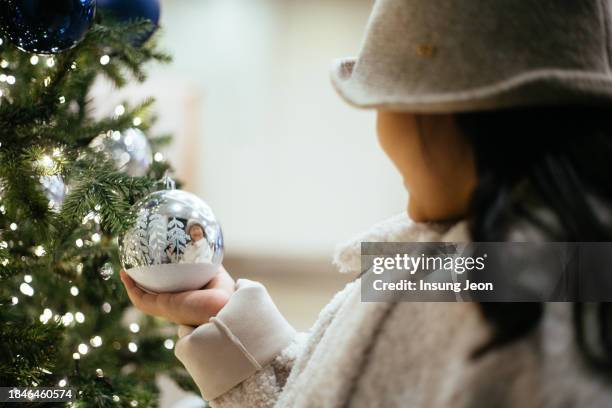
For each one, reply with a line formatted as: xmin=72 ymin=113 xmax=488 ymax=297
xmin=95 ymin=0 xmax=406 ymax=404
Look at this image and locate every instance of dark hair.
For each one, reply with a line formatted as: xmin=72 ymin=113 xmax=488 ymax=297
xmin=454 ymin=106 xmax=612 ymax=366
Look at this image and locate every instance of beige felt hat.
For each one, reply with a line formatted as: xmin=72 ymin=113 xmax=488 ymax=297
xmin=330 ymin=0 xmax=612 ymax=112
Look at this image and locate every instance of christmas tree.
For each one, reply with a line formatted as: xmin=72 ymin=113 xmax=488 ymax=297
xmin=0 ymin=7 xmax=199 ymax=407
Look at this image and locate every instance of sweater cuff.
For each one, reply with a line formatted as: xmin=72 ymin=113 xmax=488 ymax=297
xmin=174 ymin=279 xmax=296 ymax=400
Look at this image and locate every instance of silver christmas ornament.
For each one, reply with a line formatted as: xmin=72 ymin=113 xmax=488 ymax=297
xmin=40 ymin=175 xmax=66 ymax=211
xmin=119 ymin=189 xmax=224 ymax=293
xmin=89 ymin=128 xmax=152 ymax=177
xmin=100 ymin=263 xmax=114 ymax=281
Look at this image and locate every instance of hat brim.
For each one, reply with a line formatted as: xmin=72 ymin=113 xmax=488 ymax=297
xmin=330 ymin=57 xmax=612 ymax=113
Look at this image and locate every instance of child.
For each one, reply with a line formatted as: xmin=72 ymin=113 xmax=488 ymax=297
xmin=121 ymin=1 xmax=612 ymax=406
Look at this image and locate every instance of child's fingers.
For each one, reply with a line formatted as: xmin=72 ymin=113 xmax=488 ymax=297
xmin=120 ymin=270 xmax=161 ymax=316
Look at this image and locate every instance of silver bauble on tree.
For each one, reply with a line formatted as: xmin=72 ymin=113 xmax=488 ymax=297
xmin=89 ymin=128 xmax=153 ymax=177
xmin=119 ymin=188 xmax=224 ymax=293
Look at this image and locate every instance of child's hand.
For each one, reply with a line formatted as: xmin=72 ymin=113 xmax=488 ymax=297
xmin=120 ymin=266 xmax=235 ymax=327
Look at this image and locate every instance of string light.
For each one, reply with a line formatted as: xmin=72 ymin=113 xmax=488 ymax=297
xmin=90 ymin=336 xmax=102 ymax=347
xmin=43 ymin=76 xmax=51 ymax=87
xmin=78 ymin=344 xmax=88 ymax=355
xmin=113 ymin=395 xmax=120 ymax=402
xmin=96 ymin=368 xmax=104 ymax=377
xmin=24 ymin=275 xmax=32 ymax=283
xmin=9 ymin=222 xmax=17 ymax=230
xmin=70 ymin=286 xmax=79 ymax=296
xmin=132 ymin=117 xmax=142 ymax=126
xmin=128 ymin=342 xmax=138 ymax=353
xmin=59 ymin=96 xmax=65 ymax=104
xmin=34 ymin=246 xmax=46 ymax=257
xmin=72 ymin=353 xmax=80 ymax=360
xmin=164 ymin=339 xmax=175 ymax=350
xmin=129 ymin=323 xmax=140 ymax=333
xmin=0 ymin=60 xmax=8 ymax=68
xmin=75 ymin=238 xmax=83 ymax=248
xmin=99 ymin=55 xmax=110 ymax=65
xmin=58 ymin=379 xmax=67 ymax=387
xmin=19 ymin=283 xmax=34 ymax=296
xmin=62 ymin=312 xmax=74 ymax=326
xmin=91 ymin=233 xmax=101 ymax=243
xmin=46 ymin=57 xmax=55 ymax=68
xmin=75 ymin=312 xmax=85 ymax=323
xmin=131 ymin=401 xmax=138 ymax=407
xmin=102 ymin=302 xmax=112 ymax=313
xmin=0 ymin=74 xmax=6 ymax=82
xmin=30 ymin=55 xmax=39 ymax=65
xmin=6 ymin=75 xmax=15 ymax=85
xmin=11 ymin=296 xmax=18 ymax=305
xmin=114 ymin=105 xmax=125 ymax=116
xmin=39 ymin=308 xmax=53 ymax=324
xmin=154 ymin=152 xmax=164 ymax=162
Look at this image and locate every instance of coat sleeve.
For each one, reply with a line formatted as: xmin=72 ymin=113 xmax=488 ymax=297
xmin=174 ymin=279 xmax=304 ymax=406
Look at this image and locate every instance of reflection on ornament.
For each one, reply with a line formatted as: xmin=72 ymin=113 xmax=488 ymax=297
xmin=90 ymin=129 xmax=152 ymax=177
xmin=100 ymin=263 xmax=114 ymax=281
xmin=0 ymin=0 xmax=96 ymax=54
xmin=40 ymin=175 xmax=66 ymax=211
xmin=120 ymin=189 xmax=224 ymax=293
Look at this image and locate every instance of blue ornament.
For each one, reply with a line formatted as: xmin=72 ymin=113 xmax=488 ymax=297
xmin=97 ymin=0 xmax=160 ymax=46
xmin=0 ymin=0 xmax=96 ymax=54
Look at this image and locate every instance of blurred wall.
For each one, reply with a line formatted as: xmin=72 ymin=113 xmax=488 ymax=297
xmin=150 ymin=0 xmax=407 ymax=259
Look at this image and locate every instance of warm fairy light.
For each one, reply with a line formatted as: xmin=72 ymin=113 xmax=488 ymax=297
xmin=9 ymin=222 xmax=17 ymax=230
xmin=128 ymin=342 xmax=138 ymax=353
xmin=0 ymin=241 xmax=7 ymax=248
xmin=0 ymin=60 xmax=8 ymax=68
xmin=72 ymin=353 xmax=80 ymax=360
xmin=133 ymin=117 xmax=142 ymax=126
xmin=2 ymin=259 xmax=9 ymax=266
xmin=75 ymin=312 xmax=85 ymax=323
xmin=40 ymin=308 xmax=53 ymax=324
xmin=75 ymin=238 xmax=84 ymax=248
xmin=78 ymin=343 xmax=89 ymax=355
xmin=24 ymin=275 xmax=32 ymax=283
xmin=76 ymin=263 xmax=83 ymax=274
xmin=154 ymin=152 xmax=164 ymax=162
xmin=114 ymin=104 xmax=125 ymax=116
xmin=111 ymin=131 xmax=121 ymax=141
xmin=131 ymin=400 xmax=138 ymax=407
xmin=44 ymin=76 xmax=51 ymax=87
xmin=113 ymin=395 xmax=120 ymax=402
xmin=58 ymin=379 xmax=67 ymax=387
xmin=102 ymin=302 xmax=112 ymax=313
xmin=96 ymin=368 xmax=104 ymax=377
xmin=59 ymin=96 xmax=65 ymax=104
xmin=6 ymin=75 xmax=15 ymax=85
xmin=99 ymin=55 xmax=110 ymax=65
xmin=30 ymin=55 xmax=39 ymax=65
xmin=91 ymin=233 xmax=101 ymax=243
xmin=11 ymin=296 xmax=18 ymax=305
xmin=62 ymin=312 xmax=74 ymax=326
xmin=20 ymin=283 xmax=34 ymax=296
xmin=129 ymin=323 xmax=140 ymax=333
xmin=164 ymin=339 xmax=175 ymax=350
xmin=46 ymin=57 xmax=55 ymax=67
xmin=70 ymin=286 xmax=79 ymax=296
xmin=90 ymin=336 xmax=102 ymax=347
xmin=34 ymin=246 xmax=45 ymax=257
xmin=39 ymin=154 xmax=54 ymax=168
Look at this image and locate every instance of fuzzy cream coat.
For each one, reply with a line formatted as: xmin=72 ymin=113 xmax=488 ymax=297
xmin=175 ymin=213 xmax=612 ymax=407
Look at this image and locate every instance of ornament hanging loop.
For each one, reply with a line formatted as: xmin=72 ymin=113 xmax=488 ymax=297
xmin=161 ymin=172 xmax=176 ymax=190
